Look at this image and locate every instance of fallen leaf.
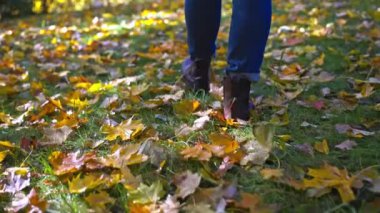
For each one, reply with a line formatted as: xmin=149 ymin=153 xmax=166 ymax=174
xmin=128 ymin=181 xmax=164 ymax=204
xmin=181 ymin=143 xmax=212 ymax=161
xmin=335 ymin=140 xmax=357 ymax=151
xmin=303 ymin=163 xmax=355 ymax=203
xmin=0 ymin=167 xmax=30 ymax=194
xmin=68 ymin=173 xmax=106 ymax=194
xmin=38 ymin=126 xmax=73 ymax=146
xmin=173 ymin=99 xmax=200 ymax=115
xmin=0 ymin=150 xmax=8 ymax=163
xmin=174 ymin=171 xmax=201 ymax=199
xmin=260 ymin=168 xmax=284 ymax=180
xmin=314 ymin=139 xmax=329 ymax=154
xmin=85 ymin=191 xmax=115 ymax=212
xmin=101 ymin=117 xmax=145 ymax=141
xmin=160 ymin=195 xmax=180 ymax=213
xmin=209 ymin=133 xmax=239 ymax=154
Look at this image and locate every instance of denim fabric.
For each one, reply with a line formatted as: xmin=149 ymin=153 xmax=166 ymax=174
xmin=185 ymin=0 xmax=272 ymax=81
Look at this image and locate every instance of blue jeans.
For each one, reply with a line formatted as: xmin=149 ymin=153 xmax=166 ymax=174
xmin=185 ymin=0 xmax=272 ymax=81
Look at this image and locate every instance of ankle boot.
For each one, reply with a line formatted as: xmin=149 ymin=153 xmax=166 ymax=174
xmin=223 ymin=74 xmax=251 ymax=121
xmin=181 ymin=58 xmax=211 ymax=92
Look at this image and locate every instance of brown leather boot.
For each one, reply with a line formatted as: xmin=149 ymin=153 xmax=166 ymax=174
xmin=181 ymin=58 xmax=211 ymax=92
xmin=223 ymin=74 xmax=251 ymax=121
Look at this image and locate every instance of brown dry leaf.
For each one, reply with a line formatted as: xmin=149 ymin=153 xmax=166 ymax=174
xmin=174 ymin=170 xmax=202 ymax=199
xmin=303 ymin=163 xmax=355 ymax=203
xmin=85 ymin=191 xmax=115 ymax=212
xmin=314 ymin=139 xmax=329 ymax=154
xmin=173 ymin=99 xmax=200 ymax=115
xmin=101 ymin=117 xmax=145 ymax=141
xmin=38 ymin=126 xmax=73 ymax=146
xmin=260 ymin=168 xmax=284 ymax=180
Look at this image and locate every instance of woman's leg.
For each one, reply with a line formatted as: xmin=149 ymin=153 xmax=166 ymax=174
xmin=182 ymin=0 xmax=222 ymax=92
xmin=185 ymin=0 xmax=222 ymax=60
xmin=223 ymin=0 xmax=272 ymax=120
xmin=226 ymin=0 xmax=272 ymax=82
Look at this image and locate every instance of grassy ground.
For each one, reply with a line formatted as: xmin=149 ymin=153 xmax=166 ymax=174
xmin=0 ymin=0 xmax=379 ymax=212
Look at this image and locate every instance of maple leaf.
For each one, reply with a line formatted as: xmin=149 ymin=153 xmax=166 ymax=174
xmin=174 ymin=171 xmax=201 ymax=199
xmin=303 ymin=163 xmax=356 ymax=203
xmin=101 ymin=144 xmax=148 ymax=168
xmin=101 ymin=117 xmax=145 ymax=141
xmin=128 ymin=181 xmax=164 ymax=204
xmin=68 ymin=173 xmax=106 ymax=194
xmin=85 ymin=191 xmax=115 ymax=212
xmin=48 ymin=151 xmax=100 ymax=176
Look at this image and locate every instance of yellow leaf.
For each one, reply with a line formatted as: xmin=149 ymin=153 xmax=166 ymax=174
xmin=68 ymin=173 xmax=105 ymax=194
xmin=101 ymin=117 xmax=145 ymax=141
xmin=0 ymin=141 xmax=15 ymax=148
xmin=303 ymin=164 xmax=355 ymax=203
xmin=260 ymin=168 xmax=284 ymax=180
xmin=209 ymin=133 xmax=239 ymax=154
xmin=0 ymin=150 xmax=9 ymax=163
xmin=314 ymin=139 xmax=329 ymax=154
xmin=0 ymin=112 xmax=12 ymax=124
xmin=173 ymin=100 xmax=200 ymax=115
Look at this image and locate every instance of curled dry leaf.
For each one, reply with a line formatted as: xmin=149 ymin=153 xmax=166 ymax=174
xmin=0 ymin=167 xmax=30 ymax=194
xmin=5 ymin=188 xmax=47 ymax=213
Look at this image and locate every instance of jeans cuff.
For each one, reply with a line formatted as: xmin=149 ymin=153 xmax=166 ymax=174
xmin=225 ymin=71 xmax=260 ymax=82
